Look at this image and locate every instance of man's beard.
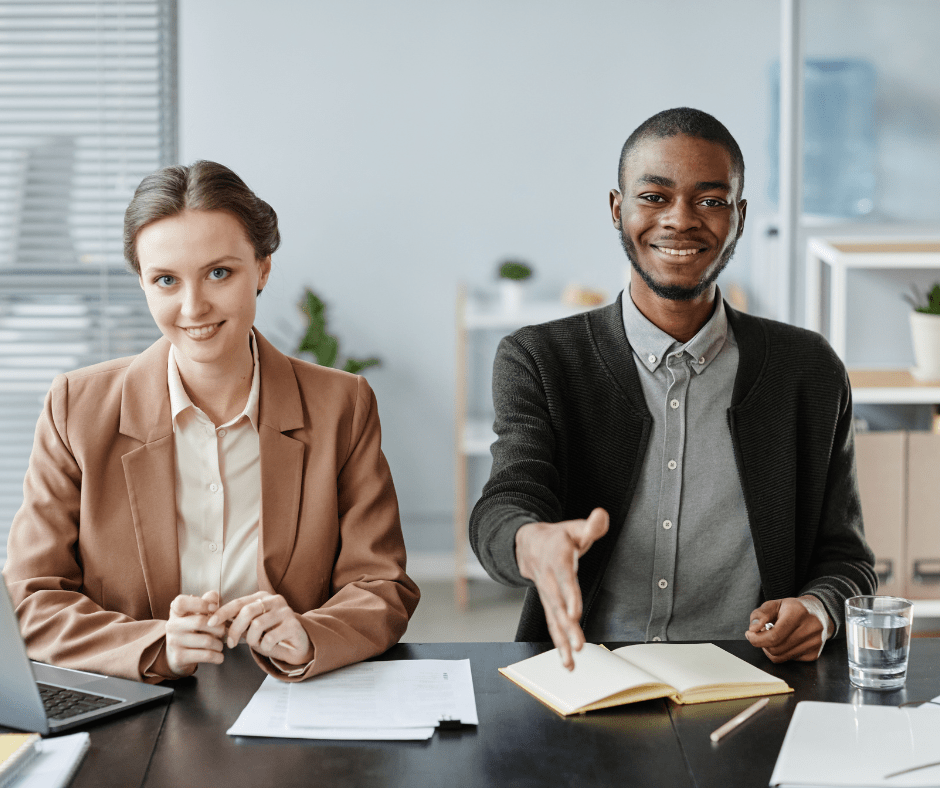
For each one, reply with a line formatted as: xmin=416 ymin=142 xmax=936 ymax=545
xmin=620 ymin=230 xmax=737 ymax=302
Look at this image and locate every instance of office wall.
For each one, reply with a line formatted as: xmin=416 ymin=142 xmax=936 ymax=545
xmin=178 ymin=1 xmax=940 ymax=560
xmin=178 ymin=0 xmax=780 ymax=560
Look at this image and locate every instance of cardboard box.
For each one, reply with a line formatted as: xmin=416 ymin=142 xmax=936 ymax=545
xmin=905 ymin=433 xmax=940 ymax=600
xmin=855 ymin=432 xmax=906 ymax=598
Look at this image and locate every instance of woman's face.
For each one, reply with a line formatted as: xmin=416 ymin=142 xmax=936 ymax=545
xmin=137 ymin=209 xmax=271 ymax=374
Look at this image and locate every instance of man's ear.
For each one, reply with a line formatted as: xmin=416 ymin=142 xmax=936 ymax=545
xmin=609 ymin=189 xmax=623 ymax=230
xmin=736 ymin=199 xmax=747 ymax=239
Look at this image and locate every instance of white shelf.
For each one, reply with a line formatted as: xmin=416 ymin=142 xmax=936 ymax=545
xmin=849 ymin=369 xmax=940 ymax=405
xmin=806 ymin=234 xmax=940 ymax=361
xmin=464 ymin=301 xmax=584 ymax=330
xmin=913 ymin=599 xmax=940 ymax=619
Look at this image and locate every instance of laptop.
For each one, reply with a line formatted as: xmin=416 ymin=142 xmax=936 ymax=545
xmin=0 ymin=578 xmax=173 ymax=735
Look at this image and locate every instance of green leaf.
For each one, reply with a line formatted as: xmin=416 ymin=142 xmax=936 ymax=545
xmin=343 ymin=357 xmax=381 ymax=375
xmin=498 ymin=260 xmax=533 ymax=281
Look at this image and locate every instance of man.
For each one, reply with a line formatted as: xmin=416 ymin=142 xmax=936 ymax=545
xmin=469 ymin=107 xmax=876 ymax=670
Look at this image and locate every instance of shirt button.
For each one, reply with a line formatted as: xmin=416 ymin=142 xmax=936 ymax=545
xmin=667 ymin=460 xmax=677 ymax=470
xmin=209 ymin=483 xmax=220 ymax=493
xmin=658 ymin=578 xmax=668 ymax=589
xmin=698 ymin=356 xmax=705 ymax=364
xmin=652 ymin=636 xmax=662 ymax=642
xmin=663 ymin=520 xmax=673 ymax=530
xmin=208 ymin=543 xmax=218 ymax=553
xmin=670 ymin=399 xmax=679 ymax=409
xmin=648 ymin=354 xmax=656 ymax=364
xmin=217 ymin=428 xmax=227 ymax=437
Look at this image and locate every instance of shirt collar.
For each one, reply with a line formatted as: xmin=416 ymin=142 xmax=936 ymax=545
xmin=168 ymin=330 xmax=261 ymax=431
xmin=622 ymin=286 xmax=730 ymax=375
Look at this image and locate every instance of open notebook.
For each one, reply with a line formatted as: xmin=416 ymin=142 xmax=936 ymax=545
xmin=499 ymin=643 xmax=792 ymax=716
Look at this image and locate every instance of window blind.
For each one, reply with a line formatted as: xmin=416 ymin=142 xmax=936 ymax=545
xmin=0 ymin=0 xmax=177 ymax=566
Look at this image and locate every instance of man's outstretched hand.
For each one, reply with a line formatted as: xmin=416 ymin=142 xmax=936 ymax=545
xmin=746 ymin=596 xmax=833 ymax=663
xmin=515 ymin=508 xmax=609 ymax=671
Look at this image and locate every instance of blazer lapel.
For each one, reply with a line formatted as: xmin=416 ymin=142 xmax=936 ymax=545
xmin=119 ymin=338 xmax=181 ymax=620
xmin=254 ymin=331 xmax=305 ymax=592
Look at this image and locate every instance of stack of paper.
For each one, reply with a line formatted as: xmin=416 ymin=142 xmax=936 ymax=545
xmin=227 ymin=659 xmax=478 ymax=741
xmin=770 ymin=698 xmax=940 ymax=787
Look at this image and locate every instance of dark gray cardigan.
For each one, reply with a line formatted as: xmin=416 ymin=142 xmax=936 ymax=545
xmin=469 ymin=292 xmax=877 ymax=642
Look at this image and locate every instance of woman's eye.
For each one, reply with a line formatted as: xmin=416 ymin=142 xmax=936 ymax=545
xmin=209 ymin=268 xmax=230 ymax=280
xmin=156 ymin=275 xmax=176 ymax=287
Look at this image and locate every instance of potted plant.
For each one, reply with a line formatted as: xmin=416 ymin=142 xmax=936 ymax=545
xmin=296 ymin=288 xmax=381 ymax=374
xmin=903 ymin=284 xmax=940 ymax=380
xmin=497 ymin=259 xmax=533 ymax=314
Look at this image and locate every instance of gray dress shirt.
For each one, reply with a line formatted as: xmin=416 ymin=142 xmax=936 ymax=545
xmin=584 ymin=289 xmax=762 ymax=642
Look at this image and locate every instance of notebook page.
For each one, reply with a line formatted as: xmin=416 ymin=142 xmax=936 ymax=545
xmin=612 ymin=643 xmax=785 ymax=694
xmin=503 ymin=643 xmax=666 ymax=713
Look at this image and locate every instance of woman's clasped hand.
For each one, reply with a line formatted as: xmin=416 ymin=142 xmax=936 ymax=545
xmin=166 ymin=590 xmax=314 ymax=677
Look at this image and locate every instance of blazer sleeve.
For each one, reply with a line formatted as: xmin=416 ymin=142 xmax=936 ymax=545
xmin=253 ymin=376 xmax=420 ymax=681
xmin=798 ymin=382 xmax=877 ymax=637
xmin=2 ymin=376 xmax=169 ymax=683
xmin=469 ymin=335 xmax=567 ymax=588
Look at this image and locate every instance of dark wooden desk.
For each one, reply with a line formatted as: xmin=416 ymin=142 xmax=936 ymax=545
xmin=61 ymin=639 xmax=940 ymax=788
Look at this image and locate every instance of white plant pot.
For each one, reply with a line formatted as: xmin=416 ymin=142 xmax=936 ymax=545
xmin=909 ymin=311 xmax=940 ymax=381
xmin=500 ymin=280 xmax=524 ymax=314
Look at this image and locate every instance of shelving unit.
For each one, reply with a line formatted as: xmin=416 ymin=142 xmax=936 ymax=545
xmin=806 ymin=236 xmax=940 ymax=623
xmin=453 ymin=286 xmax=585 ymax=608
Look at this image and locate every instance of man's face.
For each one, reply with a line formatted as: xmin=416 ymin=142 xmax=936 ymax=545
xmin=611 ymin=134 xmax=746 ymax=302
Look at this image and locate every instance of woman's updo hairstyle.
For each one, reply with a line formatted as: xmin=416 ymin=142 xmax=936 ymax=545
xmin=123 ymin=160 xmax=280 ymax=276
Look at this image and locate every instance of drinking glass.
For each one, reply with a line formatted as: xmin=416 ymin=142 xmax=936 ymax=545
xmin=845 ymin=596 xmax=913 ymax=690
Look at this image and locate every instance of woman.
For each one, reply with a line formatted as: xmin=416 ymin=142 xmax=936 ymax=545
xmin=3 ymin=161 xmax=419 ymax=682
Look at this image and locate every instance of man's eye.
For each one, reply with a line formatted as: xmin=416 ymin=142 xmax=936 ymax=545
xmin=209 ymin=268 xmax=230 ymax=280
xmin=701 ymin=198 xmax=726 ymax=207
xmin=639 ymin=194 xmax=665 ymax=203
xmin=156 ymin=275 xmax=176 ymax=287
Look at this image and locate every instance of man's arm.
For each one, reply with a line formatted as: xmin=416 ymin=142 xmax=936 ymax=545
xmin=470 ymin=336 xmax=610 ymax=668
xmin=746 ymin=375 xmax=876 ymax=662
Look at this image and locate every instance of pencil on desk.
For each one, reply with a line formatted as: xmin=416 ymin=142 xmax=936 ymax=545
xmin=709 ymin=697 xmax=769 ymax=742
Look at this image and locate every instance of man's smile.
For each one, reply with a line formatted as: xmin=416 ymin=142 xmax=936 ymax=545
xmin=650 ymin=242 xmax=707 ymax=258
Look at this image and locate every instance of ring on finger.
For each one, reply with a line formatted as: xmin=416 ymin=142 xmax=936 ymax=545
xmin=259 ymin=599 xmax=267 ymax=616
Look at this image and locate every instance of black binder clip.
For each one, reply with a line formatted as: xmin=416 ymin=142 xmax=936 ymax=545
xmin=437 ymin=715 xmax=462 ymax=730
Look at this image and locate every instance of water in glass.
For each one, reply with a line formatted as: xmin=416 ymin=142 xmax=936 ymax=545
xmin=846 ymin=610 xmax=911 ymax=690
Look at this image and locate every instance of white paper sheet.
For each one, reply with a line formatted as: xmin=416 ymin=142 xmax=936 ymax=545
xmin=15 ymin=732 xmax=90 ymax=788
xmin=287 ymin=659 xmax=479 ymax=730
xmin=769 ymin=700 xmax=940 ymax=787
xmin=226 ymin=676 xmax=435 ymax=740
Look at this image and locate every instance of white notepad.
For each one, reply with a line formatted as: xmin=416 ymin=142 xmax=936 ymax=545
xmin=14 ymin=732 xmax=89 ymax=788
xmin=770 ymin=700 xmax=940 ymax=787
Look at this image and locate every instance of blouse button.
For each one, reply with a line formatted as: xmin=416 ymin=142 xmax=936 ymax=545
xmin=217 ymin=428 xmax=227 ymax=437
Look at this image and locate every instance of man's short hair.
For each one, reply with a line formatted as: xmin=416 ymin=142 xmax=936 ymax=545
xmin=618 ymin=107 xmax=745 ymax=196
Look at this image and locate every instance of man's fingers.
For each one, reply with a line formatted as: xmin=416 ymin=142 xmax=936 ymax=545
xmin=535 ymin=569 xmax=584 ymax=669
xmin=567 ymin=509 xmax=609 ymax=554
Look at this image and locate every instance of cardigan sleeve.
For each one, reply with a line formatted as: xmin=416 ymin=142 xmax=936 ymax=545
xmin=469 ymin=335 xmax=568 ymax=588
xmin=2 ymin=375 xmax=169 ymax=683
xmin=797 ymin=383 xmax=878 ymax=637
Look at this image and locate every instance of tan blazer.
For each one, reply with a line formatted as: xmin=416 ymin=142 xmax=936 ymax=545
xmin=3 ymin=331 xmax=419 ymax=682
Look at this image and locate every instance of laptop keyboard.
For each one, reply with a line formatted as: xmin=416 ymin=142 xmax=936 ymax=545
xmin=37 ymin=682 xmax=121 ymax=720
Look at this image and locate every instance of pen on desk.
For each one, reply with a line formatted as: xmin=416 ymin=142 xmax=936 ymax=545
xmin=709 ymin=697 xmax=769 ymax=743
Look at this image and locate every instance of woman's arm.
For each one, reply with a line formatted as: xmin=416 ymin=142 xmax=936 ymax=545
xmin=3 ymin=375 xmax=172 ymax=682
xmin=240 ymin=375 xmax=420 ymax=681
